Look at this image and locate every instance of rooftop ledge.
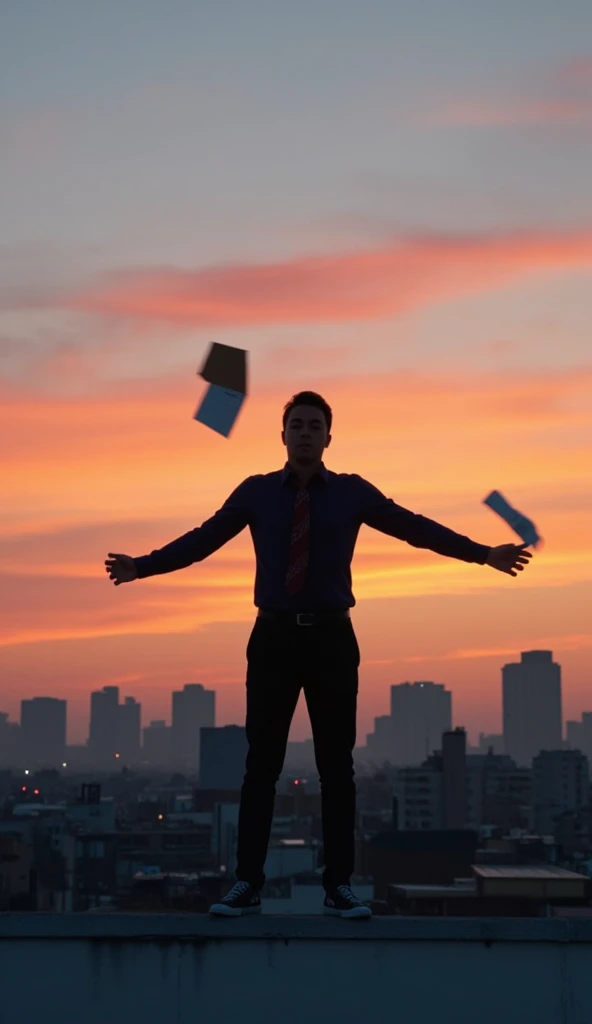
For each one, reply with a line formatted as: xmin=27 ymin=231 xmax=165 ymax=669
xmin=2 ymin=912 xmax=592 ymax=942
xmin=2 ymin=915 xmax=592 ymax=1024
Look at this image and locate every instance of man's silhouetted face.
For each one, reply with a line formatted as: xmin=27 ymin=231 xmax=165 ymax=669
xmin=282 ymin=404 xmax=331 ymax=468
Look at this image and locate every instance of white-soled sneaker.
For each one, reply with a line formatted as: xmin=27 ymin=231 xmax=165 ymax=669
xmin=323 ymin=885 xmax=372 ymax=919
xmin=209 ymin=880 xmax=262 ymax=917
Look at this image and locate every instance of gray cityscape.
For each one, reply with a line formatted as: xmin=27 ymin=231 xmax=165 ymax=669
xmin=2 ymin=649 xmax=592 ymax=925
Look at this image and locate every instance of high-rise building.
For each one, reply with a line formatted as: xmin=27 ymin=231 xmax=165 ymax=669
xmin=172 ymin=684 xmax=215 ymax=769
xmin=533 ymin=749 xmax=589 ymax=835
xmin=467 ymin=733 xmax=504 ymax=756
xmin=396 ymin=730 xmax=533 ymax=833
xmin=395 ymin=763 xmax=443 ymax=830
xmin=565 ymin=713 xmax=592 ymax=762
xmin=442 ymin=728 xmax=467 ymax=829
xmin=199 ymin=725 xmax=248 ymax=789
xmin=390 ymin=682 xmax=452 ymax=765
xmin=395 ymin=726 xmax=461 ymax=832
xmin=88 ymin=686 xmax=120 ymax=762
xmin=502 ymin=651 xmax=562 ymax=767
xmin=0 ymin=713 xmax=22 ymax=767
xmin=118 ymin=697 xmax=141 ymax=763
xmin=365 ymin=715 xmax=393 ymax=764
xmin=566 ymin=719 xmax=583 ymax=750
xmin=142 ymin=721 xmax=172 ymax=764
xmin=88 ymin=687 xmax=141 ymax=765
xmin=466 ymin=753 xmax=532 ymax=831
xmin=578 ymin=712 xmax=592 ymax=761
xmin=20 ymin=697 xmax=67 ymax=768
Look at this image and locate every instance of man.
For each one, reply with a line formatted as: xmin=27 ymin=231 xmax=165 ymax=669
xmin=105 ymin=390 xmax=531 ymax=919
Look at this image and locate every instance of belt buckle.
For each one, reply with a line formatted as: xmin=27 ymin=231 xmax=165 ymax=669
xmin=296 ymin=613 xmax=314 ymax=627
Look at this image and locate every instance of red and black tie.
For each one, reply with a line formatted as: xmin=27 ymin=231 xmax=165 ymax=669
xmin=285 ymin=487 xmax=310 ymax=595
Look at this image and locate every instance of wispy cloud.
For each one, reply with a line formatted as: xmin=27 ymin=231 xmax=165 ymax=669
xmin=403 ymin=633 xmax=592 ymax=662
xmin=421 ymin=55 xmax=592 ymax=128
xmin=431 ymin=99 xmax=591 ymax=127
xmin=2 ymin=358 xmax=591 ymax=649
xmin=64 ymin=232 xmax=592 ymax=326
xmin=4 ymin=231 xmax=592 ymax=330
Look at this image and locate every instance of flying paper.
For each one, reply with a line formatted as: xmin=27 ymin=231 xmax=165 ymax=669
xmin=483 ymin=490 xmax=541 ymax=548
xmin=194 ymin=385 xmax=245 ymax=438
xmin=194 ymin=342 xmax=248 ymax=437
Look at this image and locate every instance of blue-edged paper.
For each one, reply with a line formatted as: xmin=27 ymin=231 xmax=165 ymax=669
xmin=194 ymin=384 xmax=245 ymax=437
xmin=483 ymin=489 xmax=541 ymax=547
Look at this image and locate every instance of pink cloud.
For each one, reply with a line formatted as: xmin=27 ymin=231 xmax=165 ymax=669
xmin=432 ymin=99 xmax=591 ymax=126
xmin=55 ymin=231 xmax=592 ymax=328
xmin=553 ymin=56 xmax=592 ymax=85
xmin=422 ymin=55 xmax=592 ymax=128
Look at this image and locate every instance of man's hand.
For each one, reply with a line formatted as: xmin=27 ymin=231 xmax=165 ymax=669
xmin=105 ymin=552 xmax=138 ymax=586
xmin=486 ymin=543 xmax=532 ymax=577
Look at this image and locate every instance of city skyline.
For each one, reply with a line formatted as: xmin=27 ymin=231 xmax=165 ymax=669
xmin=1 ymin=2 xmax=591 ymax=744
xmin=2 ymin=651 xmax=591 ymax=762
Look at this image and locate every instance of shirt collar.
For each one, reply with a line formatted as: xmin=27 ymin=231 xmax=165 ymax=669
xmin=281 ymin=461 xmax=329 ymax=486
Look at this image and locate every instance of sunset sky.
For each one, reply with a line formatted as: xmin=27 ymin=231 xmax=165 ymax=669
xmin=2 ymin=1 xmax=591 ymax=748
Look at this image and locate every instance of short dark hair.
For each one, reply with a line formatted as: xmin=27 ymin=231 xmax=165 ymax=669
xmin=282 ymin=391 xmax=332 ymax=432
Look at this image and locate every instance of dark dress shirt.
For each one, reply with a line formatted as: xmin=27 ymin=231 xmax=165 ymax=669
xmin=134 ymin=463 xmax=491 ymax=610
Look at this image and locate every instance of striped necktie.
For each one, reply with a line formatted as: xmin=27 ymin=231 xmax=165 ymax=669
xmin=285 ymin=487 xmax=310 ymax=595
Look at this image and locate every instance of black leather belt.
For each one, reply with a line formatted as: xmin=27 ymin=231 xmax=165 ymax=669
xmin=257 ymin=609 xmax=351 ymax=627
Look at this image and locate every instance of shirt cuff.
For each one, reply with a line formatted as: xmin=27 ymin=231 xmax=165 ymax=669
xmin=133 ymin=554 xmax=155 ymax=579
xmin=471 ymin=543 xmax=491 ymax=565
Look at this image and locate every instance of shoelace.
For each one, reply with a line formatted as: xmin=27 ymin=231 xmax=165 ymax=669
xmin=336 ymin=885 xmax=362 ymax=904
xmin=224 ymin=880 xmax=251 ymax=901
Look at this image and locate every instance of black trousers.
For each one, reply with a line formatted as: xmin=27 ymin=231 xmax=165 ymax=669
xmin=235 ymin=615 xmax=360 ymax=892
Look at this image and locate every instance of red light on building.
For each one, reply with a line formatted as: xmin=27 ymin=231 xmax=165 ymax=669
xmin=21 ymin=786 xmax=27 ymax=792
xmin=34 ymin=789 xmax=40 ymax=796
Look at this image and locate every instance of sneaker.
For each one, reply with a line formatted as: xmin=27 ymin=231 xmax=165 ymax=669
xmin=323 ymin=885 xmax=372 ymax=919
xmin=209 ymin=880 xmax=262 ymax=917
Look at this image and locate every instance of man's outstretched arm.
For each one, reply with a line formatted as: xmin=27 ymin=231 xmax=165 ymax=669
xmin=357 ymin=476 xmax=490 ymax=563
xmin=105 ymin=477 xmax=254 ymax=585
xmin=357 ymin=475 xmax=532 ymax=576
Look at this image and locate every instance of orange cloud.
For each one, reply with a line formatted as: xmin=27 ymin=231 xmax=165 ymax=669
xmin=2 ymin=353 xmax=591 ymax=739
xmin=2 ymin=360 xmax=591 ymax=652
xmin=52 ymin=231 xmax=592 ymax=327
xmin=403 ymin=633 xmax=592 ymax=663
xmin=2 ymin=362 xmax=591 ymax=520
